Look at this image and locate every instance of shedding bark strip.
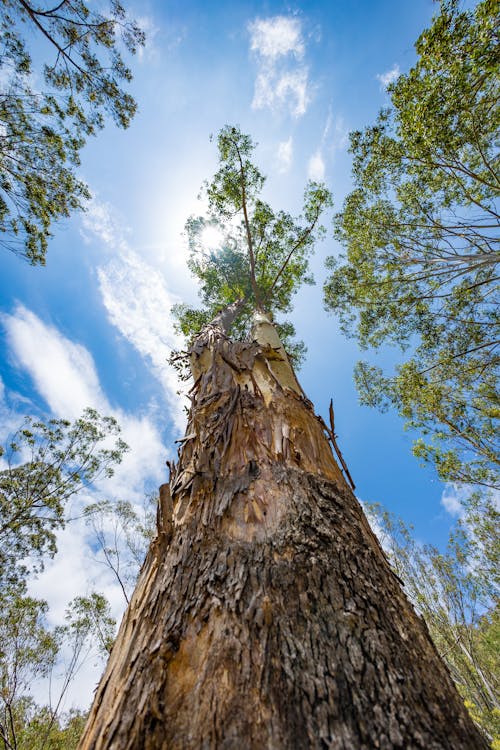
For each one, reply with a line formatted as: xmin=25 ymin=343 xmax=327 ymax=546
xmin=78 ymin=316 xmax=487 ymax=750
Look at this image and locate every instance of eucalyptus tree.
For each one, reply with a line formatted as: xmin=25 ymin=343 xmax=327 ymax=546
xmin=79 ymin=127 xmax=485 ymax=749
xmin=366 ymin=491 xmax=499 ymax=745
xmin=0 ymin=407 xmax=128 ymax=587
xmin=0 ymin=0 xmax=144 ymax=264
xmin=324 ymin=0 xmax=499 ymax=490
xmin=0 ymin=586 xmax=115 ymax=750
xmin=0 ymin=409 xmax=126 ymax=748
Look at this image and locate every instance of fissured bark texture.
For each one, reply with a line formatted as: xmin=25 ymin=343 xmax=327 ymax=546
xmin=79 ymin=324 xmax=486 ymax=749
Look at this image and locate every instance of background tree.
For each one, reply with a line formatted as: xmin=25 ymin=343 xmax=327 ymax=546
xmin=84 ymin=495 xmax=157 ymax=604
xmin=0 ymin=0 xmax=145 ymax=264
xmin=78 ymin=127 xmax=486 ymax=750
xmin=324 ymin=0 xmax=499 ymax=489
xmin=0 ymin=408 xmax=128 ymax=587
xmin=366 ymin=491 xmax=499 ymax=746
xmin=0 ymin=408 xmax=126 ymax=749
xmin=0 ymin=586 xmax=115 ymax=750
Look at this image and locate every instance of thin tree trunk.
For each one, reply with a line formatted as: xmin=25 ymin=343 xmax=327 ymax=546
xmin=79 ymin=315 xmax=487 ymax=749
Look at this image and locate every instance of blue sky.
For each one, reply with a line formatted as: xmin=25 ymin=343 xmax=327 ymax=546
xmin=0 ymin=0 xmax=465 ymax=708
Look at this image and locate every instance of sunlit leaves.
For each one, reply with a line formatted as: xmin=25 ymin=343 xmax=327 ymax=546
xmin=176 ymin=125 xmax=332 ymax=365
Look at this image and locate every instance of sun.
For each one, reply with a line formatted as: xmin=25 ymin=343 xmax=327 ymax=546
xmin=201 ymin=224 xmax=225 ymax=251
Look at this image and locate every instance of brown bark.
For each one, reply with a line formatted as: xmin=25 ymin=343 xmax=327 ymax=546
xmin=79 ymin=317 xmax=487 ymax=750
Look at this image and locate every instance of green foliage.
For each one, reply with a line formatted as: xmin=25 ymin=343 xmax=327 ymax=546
xmin=367 ymin=490 xmax=499 ymax=744
xmin=0 ymin=408 xmax=128 ymax=747
xmin=7 ymin=701 xmax=87 ymax=750
xmin=0 ymin=0 xmax=145 ymax=263
xmin=0 ymin=584 xmax=114 ymax=749
xmin=0 ymin=587 xmax=59 ymax=707
xmin=0 ymin=408 xmax=128 ymax=586
xmin=175 ymin=125 xmax=332 ymax=363
xmin=324 ymin=0 xmax=499 ymax=488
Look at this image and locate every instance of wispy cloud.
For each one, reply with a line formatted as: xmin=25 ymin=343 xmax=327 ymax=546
xmin=276 ymin=136 xmax=293 ymax=173
xmin=3 ymin=305 xmax=106 ymax=419
xmin=307 ymin=109 xmax=349 ymax=181
xmin=81 ymin=198 xmax=128 ymax=250
xmin=249 ymin=16 xmax=304 ymax=60
xmin=249 ymin=16 xmax=312 ymax=117
xmin=81 ymin=197 xmax=187 ymax=432
xmin=376 ymin=64 xmax=400 ymax=89
xmin=441 ymin=484 xmax=466 ymax=517
xmin=98 ymin=251 xmax=186 ymax=431
xmin=136 ymin=15 xmax=161 ymax=62
xmin=330 ymin=114 xmax=349 ymax=152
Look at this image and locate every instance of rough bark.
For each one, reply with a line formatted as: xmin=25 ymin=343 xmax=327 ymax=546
xmin=79 ymin=316 xmax=487 ymax=750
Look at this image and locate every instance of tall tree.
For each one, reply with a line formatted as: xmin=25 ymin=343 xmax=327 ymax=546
xmin=78 ymin=127 xmax=486 ymax=749
xmin=366 ymin=492 xmax=499 ymax=746
xmin=0 ymin=0 xmax=144 ymax=264
xmin=324 ymin=0 xmax=499 ymax=490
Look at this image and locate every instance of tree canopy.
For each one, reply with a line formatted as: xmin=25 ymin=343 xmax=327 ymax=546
xmin=0 ymin=0 xmax=144 ymax=264
xmin=0 ymin=408 xmax=128 ymax=587
xmin=324 ymin=0 xmax=499 ymax=489
xmin=173 ymin=125 xmax=332 ymax=365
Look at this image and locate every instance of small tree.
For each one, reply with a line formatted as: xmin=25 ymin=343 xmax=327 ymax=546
xmin=0 ymin=408 xmax=128 ymax=587
xmin=79 ymin=127 xmax=486 ymax=749
xmin=84 ymin=496 xmax=157 ymax=604
xmin=0 ymin=585 xmax=115 ymax=750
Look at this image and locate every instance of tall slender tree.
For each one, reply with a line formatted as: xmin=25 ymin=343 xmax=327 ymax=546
xmin=79 ymin=127 xmax=486 ymax=749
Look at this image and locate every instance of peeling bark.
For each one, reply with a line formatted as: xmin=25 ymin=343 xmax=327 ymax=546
xmin=79 ymin=318 xmax=487 ymax=750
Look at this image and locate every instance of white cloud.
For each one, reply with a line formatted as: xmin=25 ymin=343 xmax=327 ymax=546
xmin=97 ymin=251 xmax=187 ymax=432
xmin=135 ymin=15 xmax=161 ymax=63
xmin=331 ymin=114 xmax=349 ymax=152
xmin=249 ymin=16 xmax=304 ymax=60
xmin=307 ymin=150 xmax=325 ymax=181
xmin=276 ymin=136 xmax=293 ymax=173
xmin=441 ymin=485 xmax=465 ymax=517
xmin=441 ymin=484 xmax=499 ymax=521
xmin=2 ymin=304 xmax=167 ymax=497
xmin=376 ymin=64 xmax=400 ymax=89
xmin=275 ymin=69 xmax=309 ymax=117
xmin=249 ymin=15 xmax=312 ymax=118
xmin=80 ymin=197 xmax=188 ymax=432
xmin=81 ymin=198 xmax=128 ymax=250
xmin=3 ymin=305 xmax=106 ymax=419
xmin=306 ymin=110 xmax=349 ymax=183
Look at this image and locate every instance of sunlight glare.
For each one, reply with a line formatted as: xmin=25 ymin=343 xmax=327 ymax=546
xmin=201 ymin=224 xmax=225 ymax=251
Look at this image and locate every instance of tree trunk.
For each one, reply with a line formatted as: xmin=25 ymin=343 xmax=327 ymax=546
xmin=79 ymin=315 xmax=487 ymax=749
